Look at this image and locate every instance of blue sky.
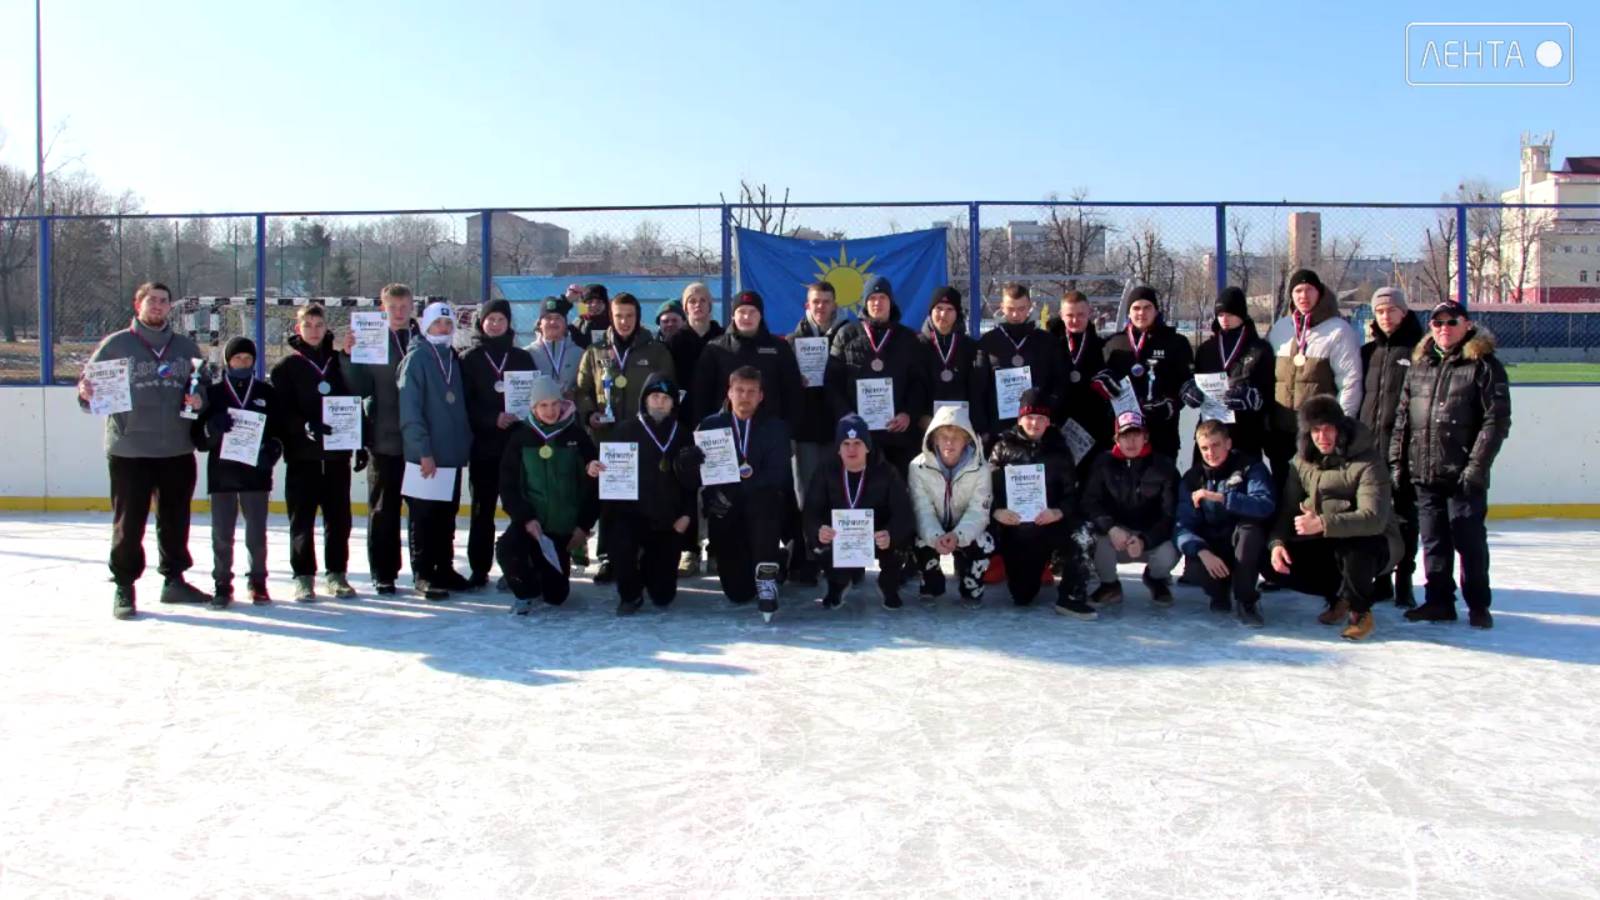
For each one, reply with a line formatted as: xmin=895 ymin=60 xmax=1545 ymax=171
xmin=0 ymin=0 xmax=1594 ymax=214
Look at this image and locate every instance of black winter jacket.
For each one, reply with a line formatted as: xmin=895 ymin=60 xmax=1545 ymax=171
xmin=666 ymin=320 xmax=724 ymax=423
xmin=1056 ymin=326 xmax=1113 ymax=449
xmin=460 ymin=328 xmax=537 ymax=462
xmin=972 ymin=322 xmax=1067 ymax=437
xmin=1082 ymin=445 xmax=1180 ymax=544
xmin=269 ymin=333 xmax=354 ymax=464
xmin=1358 ymin=313 xmax=1424 ymax=456
xmin=988 ymin=424 xmax=1082 ymax=527
xmin=917 ymin=322 xmax=980 ymax=415
xmin=1192 ymin=320 xmax=1275 ymax=456
xmin=604 ymin=410 xmax=696 ymax=531
xmin=1102 ymin=321 xmax=1194 ymax=431
xmin=802 ymin=457 xmax=916 ymax=556
xmin=830 ymin=309 xmax=930 ymax=455
xmin=692 ymin=322 xmax=805 ymax=426
xmin=1390 ymin=328 xmax=1512 ymax=491
xmin=194 ymin=373 xmax=285 ymax=494
xmin=788 ymin=314 xmax=851 ymax=444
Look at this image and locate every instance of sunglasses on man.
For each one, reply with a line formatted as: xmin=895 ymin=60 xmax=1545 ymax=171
xmin=1430 ymin=317 xmax=1461 ymax=328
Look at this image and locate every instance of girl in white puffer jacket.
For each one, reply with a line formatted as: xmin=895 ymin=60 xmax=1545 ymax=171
xmin=907 ymin=404 xmax=995 ymax=608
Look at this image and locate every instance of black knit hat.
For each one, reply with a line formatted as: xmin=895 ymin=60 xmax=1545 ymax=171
xmin=1214 ymin=287 xmax=1248 ymax=319
xmin=1287 ymin=269 xmax=1325 ymax=299
xmin=1127 ymin=285 xmax=1159 ymax=307
xmin=640 ymin=373 xmax=677 ymax=405
xmin=478 ymin=298 xmax=513 ymax=330
xmin=224 ymin=336 xmax=257 ymax=362
xmin=582 ymin=284 xmax=609 ymax=303
xmin=1016 ymin=388 xmax=1051 ymax=421
xmin=655 ymin=298 xmax=685 ymax=323
xmin=834 ymin=413 xmax=873 ymax=451
xmin=929 ymin=285 xmax=962 ymax=313
xmin=862 ymin=276 xmax=893 ymax=304
xmin=541 ymin=296 xmax=572 ymax=318
xmin=733 ymin=290 xmax=764 ymax=313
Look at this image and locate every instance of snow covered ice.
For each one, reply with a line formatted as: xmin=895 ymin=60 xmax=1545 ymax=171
xmin=1 ymin=512 xmax=1597 ymax=898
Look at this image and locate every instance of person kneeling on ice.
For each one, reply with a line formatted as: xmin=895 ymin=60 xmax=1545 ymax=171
xmin=1268 ymin=395 xmax=1402 ymax=641
xmin=987 ymin=389 xmax=1098 ymax=618
xmin=908 ymin=404 xmax=995 ymax=609
xmin=803 ymin=414 xmax=916 ymax=611
xmin=194 ymin=336 xmax=285 ymax=609
xmin=680 ymin=365 xmax=793 ymax=621
xmin=589 ymin=374 xmax=695 ymax=616
xmin=497 ymin=377 xmax=599 ymax=614
xmin=1174 ymin=419 xmax=1276 ymax=627
xmin=1082 ymin=410 xmax=1180 ymax=609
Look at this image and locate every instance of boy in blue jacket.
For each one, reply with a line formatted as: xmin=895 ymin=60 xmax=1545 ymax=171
xmin=398 ymin=301 xmax=474 ymax=600
xmin=1174 ymin=419 xmax=1276 ymax=626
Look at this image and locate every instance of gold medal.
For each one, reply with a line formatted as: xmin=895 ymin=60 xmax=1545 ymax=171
xmin=1293 ymin=353 xmax=1308 ymax=367
xmin=538 ymin=445 xmax=554 ymax=459
xmin=659 ymin=458 xmax=671 ymax=473
xmin=614 ymin=374 xmax=628 ymax=389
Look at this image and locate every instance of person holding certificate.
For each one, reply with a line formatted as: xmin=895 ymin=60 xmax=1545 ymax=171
xmin=1101 ymin=286 xmax=1193 ymax=461
xmin=1082 ymin=411 xmax=1181 ymax=609
xmin=973 ymin=283 xmax=1065 ymax=442
xmin=77 ymin=281 xmax=212 ymax=618
xmin=269 ymin=303 xmax=358 ymax=602
xmin=498 ymin=378 xmax=600 ymax=613
xmin=1049 ymin=291 xmax=1113 ymax=476
xmin=801 ymin=414 xmax=915 ymax=611
xmin=680 ymin=366 xmax=793 ymax=621
xmin=916 ymin=286 xmax=978 ymax=426
xmin=987 ymin=390 xmax=1098 ymax=618
xmin=786 ymin=281 xmax=851 ymax=585
xmin=397 ymin=302 xmax=475 ymax=600
xmin=830 ymin=276 xmax=929 ymax=474
xmin=461 ymin=299 xmax=537 ymax=590
xmin=591 ymin=374 xmax=695 ymax=616
xmin=907 ymin=404 xmax=995 ymax=609
xmin=1180 ymin=287 xmax=1273 ymax=461
xmin=193 ymin=337 xmax=285 ymax=608
xmin=341 ymin=283 xmax=421 ymax=596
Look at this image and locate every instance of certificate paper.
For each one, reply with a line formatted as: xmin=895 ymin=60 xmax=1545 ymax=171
xmin=219 ymin=409 xmax=267 ymax=465
xmin=1004 ymin=463 xmax=1047 ymax=523
xmin=84 ymin=359 xmax=132 ymax=416
xmin=402 ymin=463 xmax=458 ymax=501
xmin=598 ymin=442 xmax=639 ymax=501
xmin=694 ymin=427 xmax=741 ymax=486
xmin=349 ymin=312 xmax=389 ymax=365
xmin=994 ymin=365 xmax=1033 ymax=421
xmin=794 ymin=337 xmax=829 ymax=388
xmin=321 ymin=395 xmax=362 ymax=452
xmin=1111 ymin=376 xmax=1142 ymax=419
xmin=855 ymin=378 xmax=895 ymax=430
xmin=830 ymin=509 xmax=875 ymax=569
xmin=1195 ymin=372 xmax=1235 ymax=423
xmin=503 ymin=370 xmax=537 ymax=415
xmin=1060 ymin=419 xmax=1096 ymax=465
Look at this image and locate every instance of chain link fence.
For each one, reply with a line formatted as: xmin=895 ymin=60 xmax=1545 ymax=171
xmin=4 ymin=201 xmax=1599 ymax=385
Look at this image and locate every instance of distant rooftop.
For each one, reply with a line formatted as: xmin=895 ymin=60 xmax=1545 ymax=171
xmin=1559 ymin=157 xmax=1600 ymax=176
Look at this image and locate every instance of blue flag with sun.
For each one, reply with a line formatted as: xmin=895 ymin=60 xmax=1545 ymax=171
xmin=735 ymin=227 xmax=950 ymax=330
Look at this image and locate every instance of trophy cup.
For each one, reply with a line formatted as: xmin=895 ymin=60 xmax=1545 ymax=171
xmin=179 ymin=357 xmax=208 ymax=420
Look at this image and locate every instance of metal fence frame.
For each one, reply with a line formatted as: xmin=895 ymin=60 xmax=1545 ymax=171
xmin=5 ymin=199 xmax=1600 ymax=384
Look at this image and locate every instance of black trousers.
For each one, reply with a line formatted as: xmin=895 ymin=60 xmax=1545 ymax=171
xmin=497 ymin=525 xmax=573 ymax=605
xmin=912 ymin=530 xmax=996 ymax=599
xmin=366 ymin=451 xmax=407 ymax=584
xmin=606 ymin=513 xmax=680 ymax=606
xmin=1375 ymin=481 xmax=1420 ymax=600
xmin=1279 ymin=534 xmax=1389 ymax=614
xmin=108 ymin=454 xmax=196 ymax=585
xmin=405 ymin=469 xmax=462 ymax=584
xmin=707 ymin=498 xmax=782 ymax=604
xmin=823 ymin=542 xmax=906 ymax=598
xmin=285 ymin=459 xmax=352 ymax=577
xmin=995 ymin=521 xmax=1092 ymax=605
xmin=1416 ymin=483 xmax=1492 ymax=612
xmin=1263 ymin=431 xmax=1297 ymax=509
xmin=1183 ymin=521 xmax=1266 ymax=604
xmin=467 ymin=456 xmax=503 ymax=579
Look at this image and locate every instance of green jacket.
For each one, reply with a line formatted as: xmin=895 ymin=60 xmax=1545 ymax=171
xmin=1271 ymin=416 xmax=1399 ymax=557
xmin=575 ymin=328 xmax=676 ymax=442
xmin=498 ymin=411 xmax=600 ymax=537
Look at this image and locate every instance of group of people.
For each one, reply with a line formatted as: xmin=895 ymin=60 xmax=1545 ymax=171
xmin=78 ymin=269 xmax=1512 ymax=639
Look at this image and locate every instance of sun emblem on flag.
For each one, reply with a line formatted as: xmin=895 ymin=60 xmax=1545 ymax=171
xmin=811 ymin=245 xmax=876 ymax=311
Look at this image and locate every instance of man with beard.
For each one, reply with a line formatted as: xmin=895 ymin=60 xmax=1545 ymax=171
xmin=342 ymin=282 xmax=422 ymax=595
xmin=1359 ymin=286 xmax=1424 ymax=608
xmin=1181 ymin=287 xmax=1273 ymax=460
xmin=654 ymin=298 xmax=687 ymax=342
xmin=831 ymin=276 xmax=930 ymax=473
xmin=461 ymin=298 xmax=537 ymax=589
xmin=973 ymin=282 xmax=1066 ymax=442
xmin=576 ymin=291 xmax=677 ymax=582
xmin=1392 ymin=302 xmax=1511 ymax=629
xmin=78 ymin=281 xmax=211 ymax=618
xmin=270 ymin=303 xmax=357 ymax=602
xmin=1099 ymin=286 xmax=1193 ymax=460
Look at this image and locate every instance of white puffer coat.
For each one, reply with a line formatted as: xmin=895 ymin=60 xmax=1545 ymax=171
xmin=907 ymin=404 xmax=993 ymax=547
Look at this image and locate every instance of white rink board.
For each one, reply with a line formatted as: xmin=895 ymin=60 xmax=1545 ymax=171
xmin=1 ymin=513 xmax=1597 ymax=898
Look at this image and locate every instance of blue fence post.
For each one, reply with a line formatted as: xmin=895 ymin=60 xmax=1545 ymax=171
xmin=254 ymin=214 xmax=267 ymax=378
xmin=1214 ymin=204 xmax=1228 ymax=298
xmin=1455 ymin=204 xmax=1469 ymax=308
xmin=479 ymin=210 xmax=493 ymax=303
xmin=38 ymin=217 xmax=52 ymax=384
xmin=720 ymin=205 xmax=733 ymax=324
xmin=967 ymin=203 xmax=981 ymax=339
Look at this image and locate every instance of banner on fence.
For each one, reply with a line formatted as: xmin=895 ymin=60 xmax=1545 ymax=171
xmin=735 ymin=227 xmax=950 ymax=330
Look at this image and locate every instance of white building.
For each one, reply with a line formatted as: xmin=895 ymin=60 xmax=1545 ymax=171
xmin=1498 ymin=133 xmax=1600 ymax=304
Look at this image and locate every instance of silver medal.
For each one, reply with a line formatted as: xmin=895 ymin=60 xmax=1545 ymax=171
xmin=1012 ymin=354 xmax=1025 ymax=367
xmin=870 ymin=358 xmax=885 ymax=372
xmin=444 ymin=390 xmax=456 ymax=404
xmin=493 ymin=380 xmax=506 ymax=393
xmin=316 ymin=380 xmax=331 ymax=395
xmin=940 ymin=369 xmax=954 ymax=383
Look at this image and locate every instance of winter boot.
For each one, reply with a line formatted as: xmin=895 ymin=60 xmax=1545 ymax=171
xmin=160 ymin=577 xmax=211 ymax=605
xmin=1468 ymin=608 xmax=1494 ymax=629
xmin=1054 ymin=596 xmax=1099 ymax=620
xmin=1318 ymin=597 xmax=1351 ymax=625
xmin=1144 ymin=573 xmax=1174 ymax=608
xmin=415 ymin=579 xmax=449 ymax=601
xmin=248 ymin=578 xmax=271 ymax=606
xmin=1207 ymin=586 xmax=1232 ymax=614
xmin=1341 ymin=610 xmax=1375 ymax=641
xmin=324 ymin=572 xmax=357 ymax=599
xmin=291 ymin=575 xmax=316 ymax=603
xmin=1404 ymin=601 xmax=1458 ymax=623
xmin=209 ymin=582 xmax=233 ymax=610
xmin=113 ymin=583 xmax=136 ymax=620
xmin=616 ymin=595 xmax=644 ymax=617
xmin=1237 ymin=599 xmax=1265 ymax=628
xmin=1090 ymin=582 xmax=1124 ymax=608
xmin=593 ymin=558 xmax=615 ymax=584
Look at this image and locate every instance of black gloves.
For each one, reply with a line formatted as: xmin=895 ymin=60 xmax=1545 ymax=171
xmin=1224 ymin=384 xmax=1262 ymax=412
xmin=1179 ymin=379 xmax=1207 ymax=409
xmin=1090 ymin=372 xmax=1121 ymax=401
xmin=703 ymin=488 xmax=733 ymax=520
xmin=354 ymin=449 xmax=370 ymax=472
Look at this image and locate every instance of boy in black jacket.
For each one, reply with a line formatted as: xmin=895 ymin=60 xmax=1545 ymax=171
xmin=195 ymin=337 xmax=284 ymax=609
xmin=1082 ymin=410 xmax=1181 ymax=608
xmin=803 ymin=414 xmax=916 ymax=611
xmin=594 ymin=374 xmax=695 ymax=615
xmin=269 ymin=304 xmax=357 ymax=602
xmin=461 ymin=298 xmax=537 ymax=588
xmin=830 ymin=276 xmax=930 ymax=474
xmin=987 ymin=389 xmax=1097 ymax=618
xmin=496 ymin=377 xmax=599 ymax=613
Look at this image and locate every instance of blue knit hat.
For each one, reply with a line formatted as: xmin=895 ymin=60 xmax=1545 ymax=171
xmin=834 ymin=413 xmax=874 ymax=451
xmin=861 ymin=276 xmax=893 ymax=305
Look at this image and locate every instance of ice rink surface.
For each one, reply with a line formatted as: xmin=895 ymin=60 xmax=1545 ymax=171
xmin=1 ymin=513 xmax=1597 ymax=899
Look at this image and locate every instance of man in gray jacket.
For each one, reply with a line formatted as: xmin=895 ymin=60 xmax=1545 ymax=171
xmin=77 ymin=281 xmax=211 ymax=618
xmin=342 ymin=283 xmax=419 ymax=594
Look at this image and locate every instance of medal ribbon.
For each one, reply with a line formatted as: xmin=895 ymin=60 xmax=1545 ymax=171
xmin=426 ymin=341 xmax=455 ymax=387
xmin=864 ymin=322 xmax=891 ymax=357
xmin=731 ymin=415 xmax=753 ymax=463
xmin=843 ymin=468 xmax=867 ymax=510
xmin=1218 ymin=327 xmax=1246 ymax=370
xmin=1066 ymin=331 xmax=1087 ymax=368
xmin=128 ymin=321 xmax=173 ymax=363
xmin=542 ymin=339 xmax=568 ymax=376
xmin=1292 ymin=313 xmax=1311 ymax=357
xmin=295 ymin=350 xmax=333 ymax=379
xmin=224 ymin=373 xmax=255 ymax=409
xmin=636 ymin=412 xmax=679 ymax=457
xmin=934 ymin=331 xmax=957 ymax=368
xmin=1125 ymin=324 xmax=1149 ymax=361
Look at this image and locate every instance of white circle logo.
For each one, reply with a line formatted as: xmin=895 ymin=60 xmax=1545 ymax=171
xmin=1535 ymin=40 xmax=1564 ymax=68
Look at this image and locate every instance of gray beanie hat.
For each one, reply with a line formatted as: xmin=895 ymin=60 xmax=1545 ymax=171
xmin=1371 ymin=286 xmax=1407 ymax=311
xmin=530 ymin=374 xmax=563 ymax=406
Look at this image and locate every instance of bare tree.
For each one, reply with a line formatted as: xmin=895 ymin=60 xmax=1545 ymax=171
xmin=1417 ymin=209 xmax=1458 ymax=305
xmin=1040 ymin=189 xmax=1108 ymax=288
xmin=1229 ymin=217 xmax=1254 ymax=297
xmin=1502 ymin=205 xmax=1549 ymax=303
xmin=722 ymin=180 xmax=790 ymax=234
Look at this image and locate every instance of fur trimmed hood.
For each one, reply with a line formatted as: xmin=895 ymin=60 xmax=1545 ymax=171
xmin=1413 ymin=327 xmax=1497 ymax=363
